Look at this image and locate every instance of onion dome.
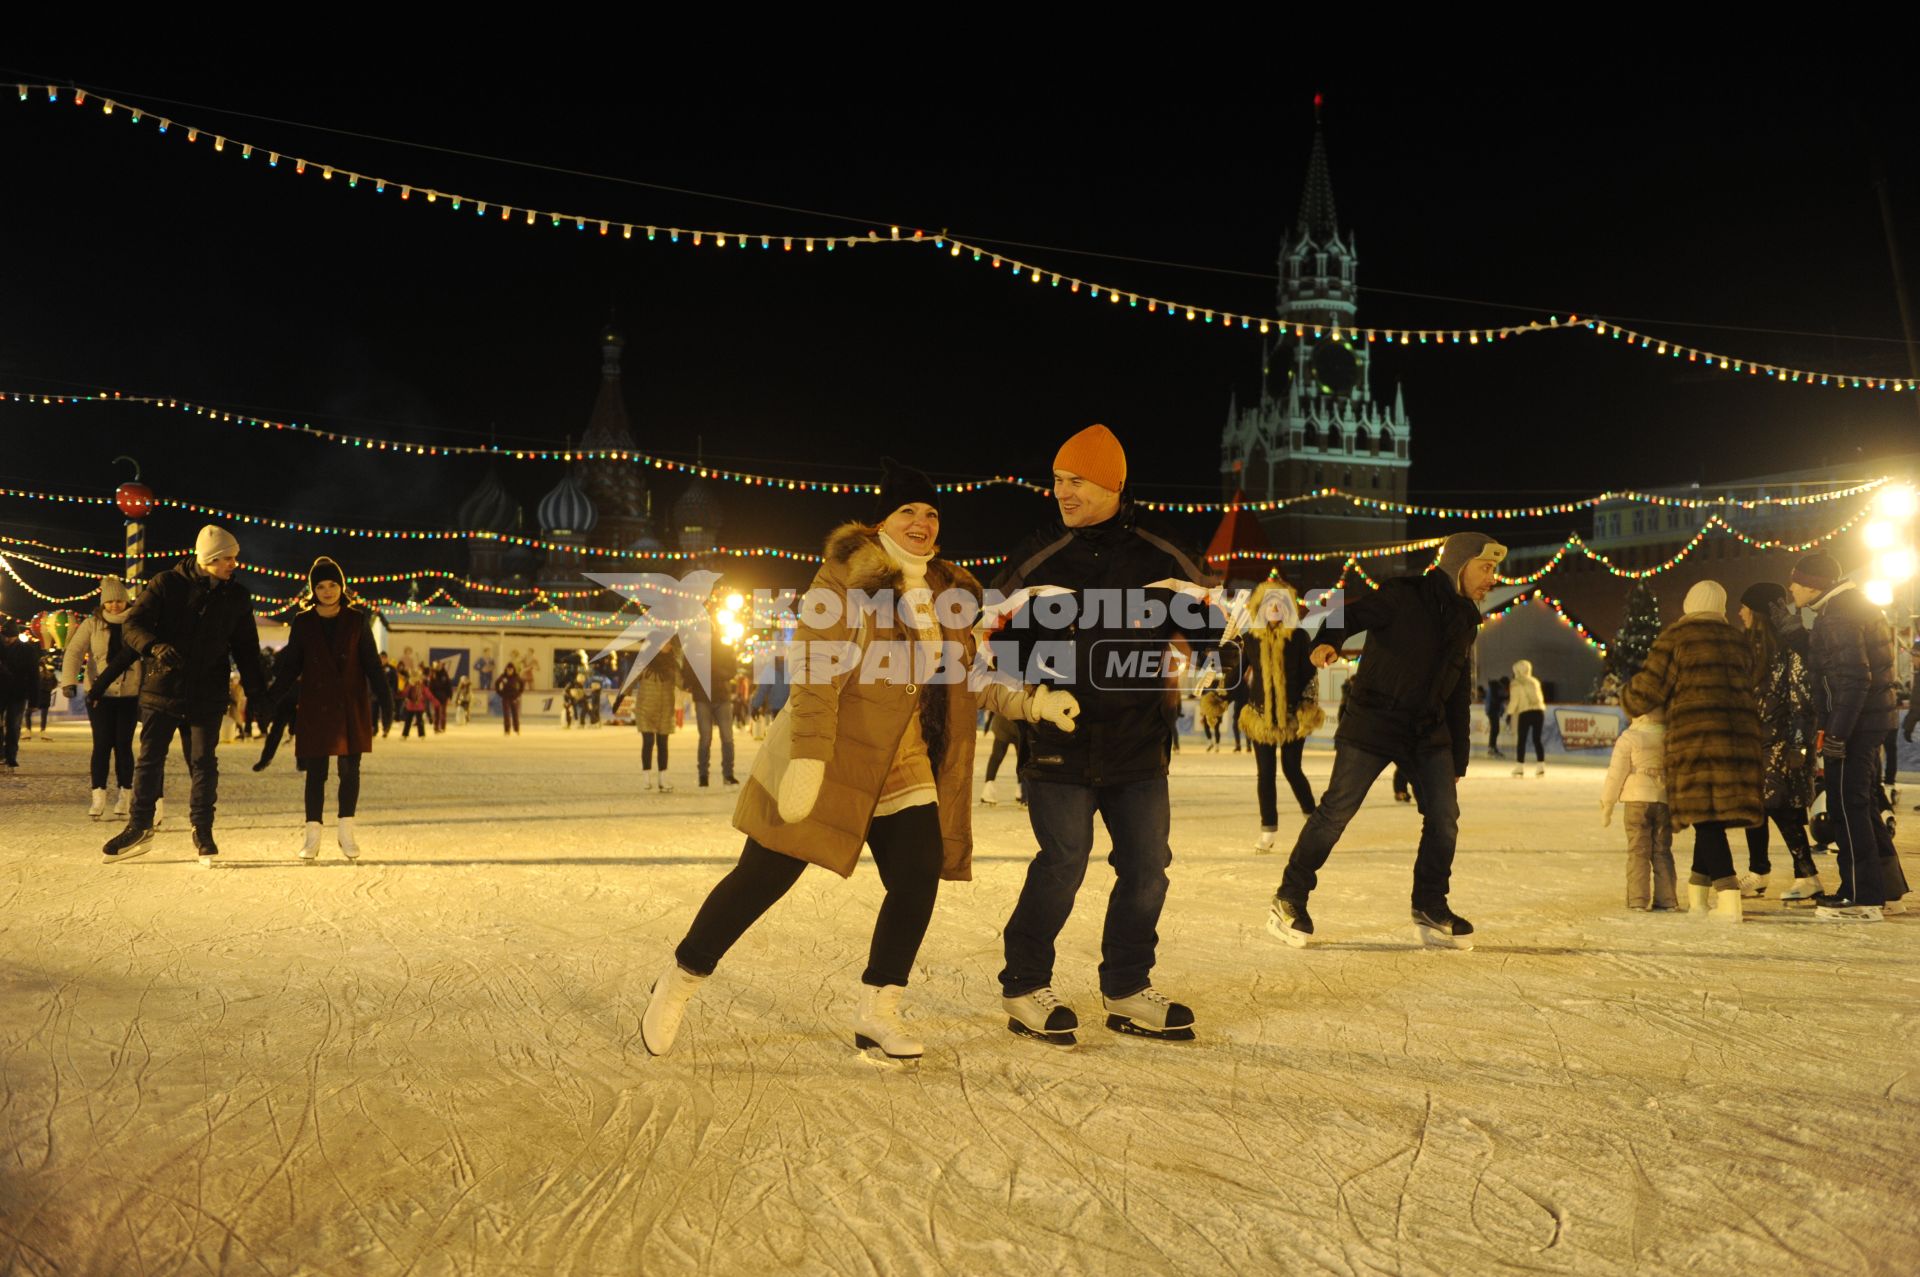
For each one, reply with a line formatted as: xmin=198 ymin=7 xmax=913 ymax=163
xmin=457 ymin=465 xmax=521 ymax=532
xmin=672 ymin=477 xmax=721 ymax=551
xmin=537 ymin=465 xmax=598 ymax=537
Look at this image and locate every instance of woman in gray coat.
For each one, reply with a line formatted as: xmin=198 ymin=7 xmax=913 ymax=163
xmin=58 ymin=577 xmax=148 ymax=820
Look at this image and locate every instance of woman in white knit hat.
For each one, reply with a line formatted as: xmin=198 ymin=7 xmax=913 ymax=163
xmin=58 ymin=576 xmax=151 ymax=820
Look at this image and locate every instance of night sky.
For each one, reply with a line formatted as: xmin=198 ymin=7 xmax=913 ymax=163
xmin=3 ymin=65 xmax=1917 ymax=608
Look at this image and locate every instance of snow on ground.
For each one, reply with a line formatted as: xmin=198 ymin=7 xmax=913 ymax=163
xmin=3 ymin=717 xmax=1917 ymax=1276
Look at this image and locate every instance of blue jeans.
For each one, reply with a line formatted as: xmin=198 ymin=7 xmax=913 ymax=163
xmin=131 ymin=711 xmax=222 ymax=829
xmin=1000 ymin=776 xmax=1171 ymax=999
xmin=1279 ymin=742 xmax=1460 ymax=908
xmin=694 ymin=698 xmax=734 ymax=781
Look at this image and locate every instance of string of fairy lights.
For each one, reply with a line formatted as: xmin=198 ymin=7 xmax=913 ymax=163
xmin=15 ymin=85 xmax=1920 ymax=391
xmin=0 ymin=391 xmax=1897 ymax=522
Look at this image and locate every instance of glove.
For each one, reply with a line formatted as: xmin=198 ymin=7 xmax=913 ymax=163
xmin=1600 ymin=801 xmax=1613 ymax=828
xmin=1820 ymin=736 xmax=1847 ymax=761
xmin=1028 ymin=686 xmax=1080 ymax=733
xmin=777 ymin=757 xmax=825 ymax=823
xmin=58 ymin=684 xmax=77 ymax=701
xmin=149 ymin=642 xmax=182 ymax=674
xmin=86 ymin=682 xmax=106 ymax=708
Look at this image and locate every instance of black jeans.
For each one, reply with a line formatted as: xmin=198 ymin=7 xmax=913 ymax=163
xmin=1743 ymin=806 xmax=1812 ymax=876
xmin=401 ymin=709 xmax=428 ymax=738
xmin=1280 ymin=743 xmax=1459 ymax=908
xmin=1254 ymin=741 xmax=1316 ymax=827
xmin=677 ymin=804 xmax=944 ymax=986
xmin=89 ymin=695 xmax=140 ymax=788
xmin=131 ymin=710 xmax=222 ymax=828
xmin=1516 ymin=710 xmax=1546 ymax=763
xmin=1827 ymin=736 xmax=1892 ymax=906
xmin=1886 ymin=728 xmax=1902 ymax=786
xmin=1001 ymin=776 xmax=1172 ymax=999
xmin=1689 ymin=820 xmax=1736 ymax=883
xmin=2 ymin=697 xmax=23 ymax=766
xmin=641 ymin=732 xmax=669 ymax=770
xmin=1487 ymin=710 xmax=1503 ymax=753
xmin=303 ymin=754 xmax=362 ymax=821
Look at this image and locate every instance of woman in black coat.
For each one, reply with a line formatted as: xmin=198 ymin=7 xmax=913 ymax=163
xmin=1236 ymin=578 xmax=1324 ymax=852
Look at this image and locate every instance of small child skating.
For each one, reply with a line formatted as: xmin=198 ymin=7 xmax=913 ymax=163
xmin=1601 ymin=708 xmax=1676 ymax=910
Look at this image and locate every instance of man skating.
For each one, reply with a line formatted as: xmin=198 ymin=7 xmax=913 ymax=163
xmin=991 ymin=424 xmax=1221 ymax=1046
xmin=1267 ymin=532 xmax=1504 ymax=949
xmin=99 ymin=525 xmax=267 ymax=864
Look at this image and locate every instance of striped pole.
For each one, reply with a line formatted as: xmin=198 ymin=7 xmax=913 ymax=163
xmin=126 ymin=519 xmax=145 ymax=585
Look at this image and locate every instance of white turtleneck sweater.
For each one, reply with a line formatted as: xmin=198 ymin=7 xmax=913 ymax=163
xmin=873 ymin=531 xmax=942 ymax=817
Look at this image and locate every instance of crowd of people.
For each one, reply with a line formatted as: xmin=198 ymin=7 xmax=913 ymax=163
xmin=27 ymin=420 xmax=1915 ymax=1063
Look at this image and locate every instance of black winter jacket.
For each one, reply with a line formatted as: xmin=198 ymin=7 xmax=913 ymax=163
xmin=990 ymin=505 xmax=1220 ymax=787
xmin=110 ymin=558 xmax=267 ymax=719
xmin=1317 ymin=571 xmax=1483 ymax=774
xmin=0 ymin=637 xmax=37 ymax=704
xmin=1807 ymin=582 xmax=1897 ymax=740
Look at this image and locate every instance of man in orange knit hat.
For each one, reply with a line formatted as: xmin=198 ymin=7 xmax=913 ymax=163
xmin=989 ymin=423 xmax=1221 ymax=1046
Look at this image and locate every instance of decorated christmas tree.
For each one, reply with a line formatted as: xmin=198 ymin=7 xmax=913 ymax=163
xmin=1610 ymin=581 xmax=1661 ymax=683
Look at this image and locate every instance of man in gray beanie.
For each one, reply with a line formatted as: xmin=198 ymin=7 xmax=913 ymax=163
xmin=1267 ymin=530 xmax=1505 ymax=950
xmin=98 ymin=524 xmax=265 ymax=863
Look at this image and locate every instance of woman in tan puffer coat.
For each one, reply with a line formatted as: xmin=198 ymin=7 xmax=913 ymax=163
xmin=1622 ymin=580 xmax=1764 ymax=920
xmin=641 ymin=461 xmax=1080 ymax=1063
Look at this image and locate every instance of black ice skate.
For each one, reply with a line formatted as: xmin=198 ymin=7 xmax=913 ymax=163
xmin=1102 ymin=987 xmax=1196 ymax=1042
xmin=1412 ymin=904 xmax=1474 ymax=950
xmin=102 ymin=822 xmax=154 ymax=861
xmin=193 ymin=826 xmax=221 ymax=868
xmin=1003 ymin=987 xmax=1078 ymax=1048
xmin=1266 ymin=893 xmax=1313 ymax=948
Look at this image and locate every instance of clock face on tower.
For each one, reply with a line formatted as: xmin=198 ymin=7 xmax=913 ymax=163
xmin=1311 ymin=341 xmax=1358 ymax=398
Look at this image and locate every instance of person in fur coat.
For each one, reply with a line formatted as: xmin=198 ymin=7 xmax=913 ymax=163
xmin=640 ymin=461 xmax=1080 ymax=1063
xmin=1621 ymin=580 xmax=1763 ymax=921
xmin=1235 ymin=576 xmax=1323 ymax=852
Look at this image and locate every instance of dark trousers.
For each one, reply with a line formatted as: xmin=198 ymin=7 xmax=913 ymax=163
xmin=401 ymin=709 xmax=428 ymax=738
xmin=1828 ymin=738 xmax=1890 ymax=906
xmin=1000 ymin=776 xmax=1172 ymax=999
xmin=131 ymin=710 xmax=221 ymax=828
xmin=1689 ymin=820 xmax=1736 ymax=882
xmin=1516 ymin=710 xmax=1546 ymax=762
xmin=1487 ymin=709 xmax=1504 ymax=753
xmin=1254 ymin=740 xmax=1316 ymax=827
xmin=31 ymin=704 xmax=48 ymax=732
xmin=694 ymin=699 xmax=734 ymax=781
xmin=1886 ymin=729 xmax=1902 ymax=785
xmin=677 ymin=804 xmax=944 ymax=986
xmin=641 ymin=732 xmax=669 ymax=770
xmin=2 ymin=698 xmax=23 ymax=766
xmin=378 ymin=693 xmax=393 ymax=736
xmin=501 ymin=698 xmax=520 ymax=734
xmin=1743 ymin=806 xmax=1812 ymax=876
xmin=985 ymin=733 xmax=1025 ymax=783
xmin=88 ymin=695 xmax=140 ymax=788
xmin=1229 ymin=703 xmax=1244 ymax=749
xmin=303 ymin=754 xmax=362 ymax=821
xmin=1280 ymin=743 xmax=1459 ymax=908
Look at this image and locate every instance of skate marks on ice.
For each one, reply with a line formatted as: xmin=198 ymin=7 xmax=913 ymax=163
xmin=4 ymin=731 xmax=1920 ymax=1273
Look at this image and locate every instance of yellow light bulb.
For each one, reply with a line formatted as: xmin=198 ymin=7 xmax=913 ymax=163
xmin=1865 ymin=521 xmax=1895 ymax=549
xmin=1876 ymin=484 xmax=1918 ymax=521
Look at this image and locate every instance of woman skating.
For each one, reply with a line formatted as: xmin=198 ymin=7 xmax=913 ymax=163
xmin=495 ymin=663 xmax=524 ymax=734
xmin=641 ymin=461 xmax=1080 ymax=1063
xmin=1737 ymin=582 xmax=1821 ymax=900
xmin=1508 ymin=659 xmax=1547 ymax=775
xmin=262 ymin=557 xmax=395 ymax=860
xmin=633 ymin=636 xmax=681 ymax=790
xmin=1236 ymin=577 xmax=1323 ymax=853
xmin=58 ymin=576 xmax=145 ymax=820
xmin=1622 ymin=580 xmax=1764 ymax=920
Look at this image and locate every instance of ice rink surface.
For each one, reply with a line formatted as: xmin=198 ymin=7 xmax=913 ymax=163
xmin=3 ymin=719 xmax=1917 ymax=1276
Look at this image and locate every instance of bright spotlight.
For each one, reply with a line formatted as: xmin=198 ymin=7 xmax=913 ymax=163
xmin=1865 ymin=579 xmax=1895 ymax=607
xmin=1865 ymin=521 xmax=1896 ymax=550
xmin=1876 ymin=484 xmax=1918 ymax=521
xmin=1879 ymin=549 xmax=1916 ymax=583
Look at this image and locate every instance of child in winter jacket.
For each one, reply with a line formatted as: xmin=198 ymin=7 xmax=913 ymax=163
xmin=1601 ymin=708 xmax=1676 ymax=910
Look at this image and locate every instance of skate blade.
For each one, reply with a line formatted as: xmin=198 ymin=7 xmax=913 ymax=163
xmin=1265 ymin=912 xmax=1310 ymax=948
xmin=102 ymin=843 xmax=154 ymax=863
xmin=854 ymin=1037 xmax=923 ymax=1068
xmin=1104 ymin=1015 xmax=1197 ymax=1042
xmin=1006 ymin=1019 xmax=1076 ymax=1049
xmin=198 ymin=857 xmax=218 ymax=870
xmin=1415 ymin=924 xmax=1471 ymax=950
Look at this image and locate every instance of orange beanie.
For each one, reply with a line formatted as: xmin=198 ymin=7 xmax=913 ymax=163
xmin=1053 ymin=424 xmax=1127 ymax=492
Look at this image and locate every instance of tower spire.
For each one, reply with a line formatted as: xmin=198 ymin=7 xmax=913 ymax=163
xmin=1295 ymin=94 xmax=1339 ymax=245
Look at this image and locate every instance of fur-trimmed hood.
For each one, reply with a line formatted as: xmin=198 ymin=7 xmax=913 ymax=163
xmin=1246 ymin=576 xmax=1299 ymax=634
xmin=823 ymin=521 xmax=983 ymax=615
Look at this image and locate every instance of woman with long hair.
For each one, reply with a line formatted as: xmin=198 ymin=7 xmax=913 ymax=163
xmin=1737 ymin=582 xmax=1820 ymax=899
xmin=641 ymin=460 xmax=1080 ymax=1064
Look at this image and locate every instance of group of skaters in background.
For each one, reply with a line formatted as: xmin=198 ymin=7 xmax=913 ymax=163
xmin=29 ymin=420 xmax=1916 ymax=1063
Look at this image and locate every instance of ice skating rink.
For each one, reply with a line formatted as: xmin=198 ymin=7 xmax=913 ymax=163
xmin=4 ymin=719 xmax=1917 ymax=1276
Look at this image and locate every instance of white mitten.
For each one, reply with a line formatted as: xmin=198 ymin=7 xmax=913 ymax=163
xmin=1028 ymin=686 xmax=1080 ymax=733
xmin=1599 ymin=801 xmax=1613 ymax=828
xmin=777 ymin=758 xmax=826 ymax=823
